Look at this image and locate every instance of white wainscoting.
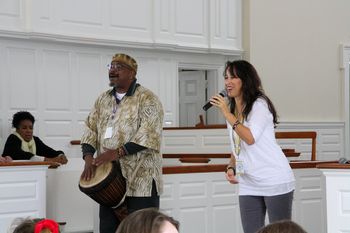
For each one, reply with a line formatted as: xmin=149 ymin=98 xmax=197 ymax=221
xmin=0 ymin=165 xmax=48 ymax=233
xmin=46 ymin=159 xmax=94 ymax=233
xmin=209 ymin=0 xmax=242 ymax=52
xmin=161 ymin=168 xmax=326 ymax=233
xmin=0 ymin=0 xmax=24 ymax=32
xmin=154 ymin=0 xmax=209 ymax=48
xmin=320 ymin=168 xmax=350 ymax=233
xmin=0 ymin=0 xmax=242 ymax=54
xmin=293 ymin=168 xmax=326 ymax=233
xmin=79 ymin=167 xmax=326 ymax=233
xmin=47 ymin=166 xmax=327 ymax=233
xmin=162 ymin=122 xmax=346 ymax=161
xmin=31 ymin=0 xmax=154 ymax=44
xmin=50 ymin=123 xmax=343 ymax=232
xmin=0 ymin=37 xmax=238 ymax=158
xmin=161 ymin=172 xmax=242 ymax=233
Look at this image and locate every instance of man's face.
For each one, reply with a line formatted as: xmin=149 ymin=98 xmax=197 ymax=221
xmin=108 ymin=62 xmax=135 ymax=89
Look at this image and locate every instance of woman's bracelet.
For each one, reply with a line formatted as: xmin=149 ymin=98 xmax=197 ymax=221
xmin=225 ymin=166 xmax=236 ymax=176
xmin=117 ymin=147 xmax=126 ymax=158
xmin=232 ymin=119 xmax=240 ymax=130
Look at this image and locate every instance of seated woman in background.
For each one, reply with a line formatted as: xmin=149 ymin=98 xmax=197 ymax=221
xmin=2 ymin=111 xmax=67 ymax=164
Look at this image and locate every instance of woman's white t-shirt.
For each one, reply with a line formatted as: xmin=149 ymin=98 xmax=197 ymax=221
xmin=227 ymin=98 xmax=295 ymax=196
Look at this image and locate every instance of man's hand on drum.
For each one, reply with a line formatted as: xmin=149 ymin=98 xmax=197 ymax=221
xmin=81 ymin=154 xmax=96 ymax=181
xmin=92 ymin=148 xmax=120 ymax=167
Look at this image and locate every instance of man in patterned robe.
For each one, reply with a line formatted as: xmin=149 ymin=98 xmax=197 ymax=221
xmin=80 ymin=53 xmax=164 ymax=233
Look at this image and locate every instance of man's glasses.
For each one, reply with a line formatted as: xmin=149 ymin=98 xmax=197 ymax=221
xmin=107 ymin=63 xmax=129 ymax=71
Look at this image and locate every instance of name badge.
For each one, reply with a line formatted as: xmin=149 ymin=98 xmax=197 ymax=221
xmin=104 ymin=127 xmax=113 ymax=139
xmin=236 ymin=159 xmax=244 ymax=175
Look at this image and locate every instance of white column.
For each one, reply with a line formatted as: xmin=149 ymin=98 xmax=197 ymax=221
xmin=0 ymin=164 xmax=48 ymax=233
xmin=320 ymin=168 xmax=350 ymax=232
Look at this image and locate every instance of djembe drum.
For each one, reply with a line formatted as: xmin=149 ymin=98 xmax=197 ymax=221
xmin=79 ymin=160 xmax=126 ymax=210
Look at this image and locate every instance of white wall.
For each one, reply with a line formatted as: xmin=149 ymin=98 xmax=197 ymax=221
xmin=244 ymin=0 xmax=350 ymax=122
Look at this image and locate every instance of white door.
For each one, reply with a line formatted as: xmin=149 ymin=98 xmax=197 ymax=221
xmin=179 ymin=71 xmax=206 ymax=127
xmin=206 ymin=70 xmax=224 ymax=125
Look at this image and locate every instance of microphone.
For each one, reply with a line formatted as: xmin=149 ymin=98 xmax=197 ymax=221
xmin=338 ymin=157 xmax=350 ymax=164
xmin=202 ymin=89 xmax=227 ymax=111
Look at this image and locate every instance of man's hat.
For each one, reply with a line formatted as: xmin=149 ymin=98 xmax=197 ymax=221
xmin=112 ymin=53 xmax=138 ymax=73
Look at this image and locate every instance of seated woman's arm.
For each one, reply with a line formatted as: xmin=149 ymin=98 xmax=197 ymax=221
xmin=3 ymin=134 xmax=35 ymax=160
xmin=34 ymin=136 xmax=64 ymax=158
xmin=34 ymin=137 xmax=68 ymax=164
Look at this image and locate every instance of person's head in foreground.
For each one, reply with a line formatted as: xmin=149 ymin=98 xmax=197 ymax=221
xmin=116 ymin=208 xmax=179 ymax=233
xmin=256 ymin=220 xmax=307 ymax=233
xmin=11 ymin=218 xmax=60 ymax=233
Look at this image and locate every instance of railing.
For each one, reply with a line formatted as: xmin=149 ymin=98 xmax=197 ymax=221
xmin=71 ymin=127 xmax=341 ymax=172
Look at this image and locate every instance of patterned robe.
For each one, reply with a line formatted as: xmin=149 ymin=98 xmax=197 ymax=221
xmin=81 ymin=82 xmax=164 ymax=196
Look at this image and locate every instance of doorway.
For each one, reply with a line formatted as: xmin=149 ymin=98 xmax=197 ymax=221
xmin=178 ymin=69 xmax=223 ymax=127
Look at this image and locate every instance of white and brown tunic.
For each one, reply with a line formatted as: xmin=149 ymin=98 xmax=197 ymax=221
xmin=81 ymin=81 xmax=164 ymax=197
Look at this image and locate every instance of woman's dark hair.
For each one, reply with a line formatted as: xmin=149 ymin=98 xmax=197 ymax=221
xmin=224 ymin=60 xmax=279 ymax=126
xmin=256 ymin=220 xmax=307 ymax=233
xmin=13 ymin=218 xmax=60 ymax=233
xmin=116 ymin=208 xmax=179 ymax=233
xmin=13 ymin=218 xmax=43 ymax=233
xmin=12 ymin=111 xmax=35 ymax=129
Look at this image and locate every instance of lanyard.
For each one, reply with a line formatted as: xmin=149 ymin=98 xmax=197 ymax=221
xmin=232 ymin=109 xmax=243 ymax=157
xmin=232 ymin=129 xmax=241 ymax=156
xmin=111 ymin=92 xmax=120 ymax=119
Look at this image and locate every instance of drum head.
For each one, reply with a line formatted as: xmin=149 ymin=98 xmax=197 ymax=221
xmin=79 ymin=162 xmax=113 ymax=188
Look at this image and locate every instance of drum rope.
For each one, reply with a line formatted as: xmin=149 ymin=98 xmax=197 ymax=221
xmin=112 ymin=157 xmax=144 ymax=209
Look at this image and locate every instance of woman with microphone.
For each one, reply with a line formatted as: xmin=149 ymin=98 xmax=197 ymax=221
xmin=210 ymin=60 xmax=295 ymax=233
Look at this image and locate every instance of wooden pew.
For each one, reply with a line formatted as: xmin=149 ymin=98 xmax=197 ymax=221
xmin=70 ymin=131 xmax=316 ymax=161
